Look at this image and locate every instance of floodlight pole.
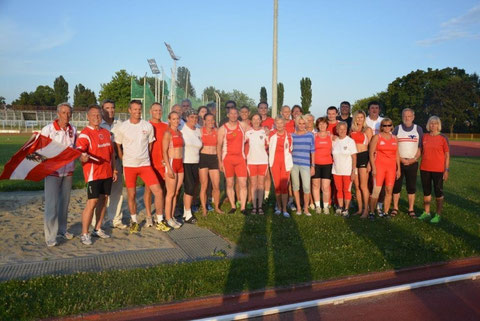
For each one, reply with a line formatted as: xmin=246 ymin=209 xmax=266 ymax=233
xmin=214 ymin=91 xmax=221 ymax=125
xmin=161 ymin=66 xmax=166 ymax=111
xmin=271 ymin=0 xmax=278 ymax=117
xmin=164 ymin=42 xmax=181 ymax=108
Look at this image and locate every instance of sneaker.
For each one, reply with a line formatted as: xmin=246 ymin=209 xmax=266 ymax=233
xmin=173 ymin=217 xmax=183 ymax=227
xmin=184 ymin=215 xmax=198 ymax=224
xmin=315 ymin=207 xmax=322 ymax=214
xmin=57 ymin=232 xmax=74 ymax=240
xmin=342 ymin=209 xmax=349 ymax=218
xmin=419 ymin=211 xmax=432 ymax=221
xmin=113 ymin=222 xmax=128 ymax=229
xmin=46 ymin=240 xmax=57 ymax=247
xmin=283 ymin=212 xmax=290 ymax=218
xmin=335 ymin=208 xmax=342 ymax=216
xmin=430 ymin=215 xmax=441 ymax=224
xmin=274 ymin=209 xmax=281 ymax=215
xmin=296 ymin=211 xmax=302 ymax=216
xmin=91 ymin=229 xmax=110 ymax=239
xmin=304 ymin=210 xmax=312 ymax=217
xmin=378 ymin=211 xmax=384 ymax=218
xmin=167 ymin=219 xmax=181 ymax=229
xmin=145 ymin=217 xmax=154 ymax=227
xmin=368 ymin=212 xmax=375 ymax=220
xmin=155 ymin=221 xmax=172 ymax=232
xmin=80 ymin=233 xmax=92 ymax=245
xmin=288 ymin=202 xmax=297 ymax=211
xmin=323 ymin=207 xmax=330 ymax=215
xmin=309 ymin=203 xmax=315 ymax=210
xmin=129 ymin=222 xmax=140 ymax=234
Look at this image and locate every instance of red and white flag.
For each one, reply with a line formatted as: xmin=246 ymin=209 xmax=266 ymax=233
xmin=0 ymin=133 xmax=81 ymax=181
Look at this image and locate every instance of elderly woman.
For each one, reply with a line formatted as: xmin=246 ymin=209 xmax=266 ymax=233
xmin=332 ymin=121 xmax=357 ymax=217
xmin=291 ymin=115 xmax=315 ymax=216
xmin=418 ymin=116 xmax=450 ymax=224
xmin=350 ymin=110 xmax=373 ymax=218
xmin=368 ymin=118 xmax=400 ymax=220
xmin=312 ymin=117 xmax=333 ymax=214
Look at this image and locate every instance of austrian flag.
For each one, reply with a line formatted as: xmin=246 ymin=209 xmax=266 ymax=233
xmin=0 ymin=133 xmax=81 ymax=181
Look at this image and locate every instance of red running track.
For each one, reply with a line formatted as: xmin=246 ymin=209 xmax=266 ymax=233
xmin=449 ymin=141 xmax=480 ymax=157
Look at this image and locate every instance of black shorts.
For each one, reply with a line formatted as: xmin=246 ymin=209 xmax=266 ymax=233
xmin=87 ymin=178 xmax=113 ymax=199
xmin=199 ymin=153 xmax=219 ymax=170
xmin=420 ymin=170 xmax=444 ymax=198
xmin=183 ymin=163 xmax=199 ymax=196
xmin=393 ymin=162 xmax=418 ymax=194
xmin=312 ymin=164 xmax=332 ymax=179
xmin=357 ymin=151 xmax=369 ymax=168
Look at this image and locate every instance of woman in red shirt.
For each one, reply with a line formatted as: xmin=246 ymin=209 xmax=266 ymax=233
xmin=312 ymin=117 xmax=333 ymax=214
xmin=418 ymin=116 xmax=450 ymax=224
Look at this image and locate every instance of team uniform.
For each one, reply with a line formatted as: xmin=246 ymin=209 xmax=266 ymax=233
xmin=76 ymin=126 xmax=114 ymax=199
xmin=285 ymin=119 xmax=296 ymax=134
xmin=374 ymin=135 xmax=398 ymax=187
xmin=269 ymin=131 xmax=293 ymax=194
xmin=420 ymin=134 xmax=449 ymax=198
xmin=166 ymin=128 xmax=184 ymax=174
xmin=261 ymin=117 xmax=275 ymax=130
xmin=393 ymin=124 xmax=423 ymax=195
xmin=350 ymin=130 xmax=369 ymax=168
xmin=312 ymin=133 xmax=333 ymax=179
xmin=115 ymin=119 xmax=158 ymax=188
xmin=150 ymin=121 xmax=169 ymax=180
xmin=199 ymin=127 xmax=219 ymax=170
xmin=245 ymin=128 xmax=269 ymax=176
xmin=182 ymin=125 xmax=202 ymax=196
xmin=326 ymin=121 xmax=338 ymax=136
xmin=331 ymin=136 xmax=357 ymax=201
xmin=221 ymin=123 xmax=247 ymax=178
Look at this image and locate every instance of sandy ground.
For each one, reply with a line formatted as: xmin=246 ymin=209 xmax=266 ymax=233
xmin=0 ymin=188 xmax=175 ymax=265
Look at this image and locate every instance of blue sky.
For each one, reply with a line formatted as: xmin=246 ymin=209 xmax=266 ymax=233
xmin=1 ymin=0 xmax=479 ymax=115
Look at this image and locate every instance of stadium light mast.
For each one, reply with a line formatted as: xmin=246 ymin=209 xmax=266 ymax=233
xmin=147 ymin=59 xmax=160 ymax=101
xmin=164 ymin=42 xmax=180 ymax=107
xmin=271 ymin=0 xmax=278 ymax=117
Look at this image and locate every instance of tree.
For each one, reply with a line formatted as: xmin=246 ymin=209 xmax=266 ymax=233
xmin=352 ymin=94 xmax=383 ymax=114
xmin=277 ymin=82 xmax=284 ymax=110
xmin=176 ymin=66 xmax=196 ymax=98
xmin=53 ymin=75 xmax=69 ymax=105
xmin=260 ymin=86 xmax=267 ymax=103
xmin=0 ymin=96 xmax=5 ymax=105
xmin=74 ymin=84 xmax=97 ymax=107
xmin=32 ymin=86 xmax=56 ymax=106
xmin=99 ymin=70 xmax=131 ymax=111
xmin=300 ymin=77 xmax=312 ymax=114
xmin=12 ymin=92 xmax=32 ymax=105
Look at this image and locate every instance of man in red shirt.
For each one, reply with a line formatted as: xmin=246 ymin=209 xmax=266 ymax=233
xmin=77 ymin=105 xmax=117 ymax=245
xmin=258 ymin=102 xmax=274 ymax=130
xmin=281 ymin=105 xmax=296 ymax=134
xmin=144 ymin=102 xmax=170 ymax=229
xmin=326 ymin=106 xmax=338 ymax=135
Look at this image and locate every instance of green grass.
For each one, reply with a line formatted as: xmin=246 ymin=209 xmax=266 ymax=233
xmin=1 ymin=154 xmax=479 ymax=320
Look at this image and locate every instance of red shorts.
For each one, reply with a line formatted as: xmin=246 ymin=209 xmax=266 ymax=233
xmin=166 ymin=158 xmax=184 ymax=174
xmin=223 ymin=155 xmax=247 ymax=178
xmin=375 ymin=161 xmax=396 ymax=187
xmin=124 ymin=166 xmax=159 ymax=188
xmin=247 ymin=164 xmax=268 ymax=177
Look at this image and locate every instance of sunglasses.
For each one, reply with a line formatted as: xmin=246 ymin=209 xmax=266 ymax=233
xmin=382 ymin=124 xmax=393 ymax=127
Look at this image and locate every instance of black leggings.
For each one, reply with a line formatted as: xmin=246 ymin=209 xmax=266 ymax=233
xmin=393 ymin=162 xmax=418 ymax=194
xmin=420 ymin=170 xmax=444 ymax=198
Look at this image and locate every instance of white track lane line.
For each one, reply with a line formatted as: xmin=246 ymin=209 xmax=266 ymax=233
xmin=195 ymin=271 xmax=480 ymax=321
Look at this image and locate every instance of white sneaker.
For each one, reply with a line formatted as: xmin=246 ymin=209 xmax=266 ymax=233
xmin=309 ymin=203 xmax=315 ymax=210
xmin=167 ymin=219 xmax=181 ymax=229
xmin=305 ymin=211 xmax=312 ymax=217
xmin=289 ymin=202 xmax=297 ymax=211
xmin=81 ymin=233 xmax=92 ymax=245
xmin=335 ymin=208 xmax=342 ymax=215
xmin=174 ymin=217 xmax=183 ymax=227
xmin=46 ymin=240 xmax=57 ymax=247
xmin=91 ymin=229 xmax=110 ymax=239
xmin=57 ymin=232 xmax=74 ymax=240
xmin=274 ymin=209 xmax=281 ymax=215
xmin=113 ymin=222 xmax=128 ymax=229
xmin=323 ymin=207 xmax=330 ymax=215
xmin=283 ymin=212 xmax=290 ymax=218
xmin=145 ymin=216 xmax=154 ymax=227
xmin=296 ymin=211 xmax=302 ymax=216
xmin=315 ymin=207 xmax=322 ymax=214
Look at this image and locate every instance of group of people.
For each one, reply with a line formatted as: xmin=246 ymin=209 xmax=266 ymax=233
xmin=41 ymin=98 xmax=450 ymax=247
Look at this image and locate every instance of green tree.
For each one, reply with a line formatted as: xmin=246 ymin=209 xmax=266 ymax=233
xmin=53 ymin=75 xmax=69 ymax=105
xmin=99 ymin=70 xmax=131 ymax=111
xmin=277 ymin=82 xmax=284 ymax=110
xmin=176 ymin=66 xmax=195 ymax=98
xmin=352 ymin=94 xmax=383 ymax=114
xmin=12 ymin=92 xmax=33 ymax=105
xmin=74 ymin=84 xmax=97 ymax=107
xmin=260 ymin=86 xmax=267 ymax=103
xmin=31 ymin=86 xmax=55 ymax=106
xmin=300 ymin=77 xmax=312 ymax=113
xmin=0 ymin=96 xmax=5 ymax=105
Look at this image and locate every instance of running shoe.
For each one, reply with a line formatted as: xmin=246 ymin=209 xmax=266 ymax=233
xmin=335 ymin=208 xmax=342 ymax=216
xmin=368 ymin=212 xmax=375 ymax=220
xmin=113 ymin=222 xmax=128 ymax=229
xmin=184 ymin=215 xmax=198 ymax=224
xmin=46 ymin=240 xmax=57 ymax=247
xmin=91 ymin=229 xmax=110 ymax=239
xmin=274 ymin=209 xmax=281 ymax=215
xmin=296 ymin=211 xmax=302 ymax=216
xmin=418 ymin=211 xmax=432 ymax=221
xmin=80 ymin=233 xmax=92 ymax=245
xmin=378 ymin=211 xmax=384 ymax=218
xmin=315 ymin=207 xmax=322 ymax=215
xmin=129 ymin=222 xmax=140 ymax=234
xmin=288 ymin=202 xmax=296 ymax=211
xmin=323 ymin=207 xmax=330 ymax=215
xmin=430 ymin=215 xmax=441 ymax=224
xmin=309 ymin=203 xmax=315 ymax=210
xmin=167 ymin=218 xmax=181 ymax=229
xmin=57 ymin=232 xmax=74 ymax=240
xmin=283 ymin=212 xmax=290 ymax=218
xmin=145 ymin=216 xmax=154 ymax=227
xmin=173 ymin=217 xmax=184 ymax=227
xmin=155 ymin=221 xmax=172 ymax=232
xmin=341 ymin=209 xmax=349 ymax=218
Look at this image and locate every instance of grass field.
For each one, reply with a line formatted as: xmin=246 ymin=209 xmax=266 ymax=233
xmin=1 ymin=146 xmax=479 ymax=320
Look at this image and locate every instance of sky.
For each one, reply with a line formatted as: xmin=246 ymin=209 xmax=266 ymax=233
xmin=1 ymin=0 xmax=479 ymax=115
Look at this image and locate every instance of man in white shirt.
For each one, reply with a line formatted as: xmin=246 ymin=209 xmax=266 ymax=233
xmin=115 ymin=100 xmax=170 ymax=233
xmin=366 ymin=101 xmax=384 ymax=135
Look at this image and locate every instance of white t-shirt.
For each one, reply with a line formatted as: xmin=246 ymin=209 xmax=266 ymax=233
xmin=366 ymin=116 xmax=384 ymax=135
xmin=332 ymin=136 xmax=357 ymax=175
xmin=245 ymin=128 xmax=268 ymax=165
xmin=181 ymin=125 xmax=202 ymax=164
xmin=115 ymin=119 xmax=155 ymax=167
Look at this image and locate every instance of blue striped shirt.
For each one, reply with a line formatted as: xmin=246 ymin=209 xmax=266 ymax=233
xmin=291 ymin=132 xmax=315 ymax=166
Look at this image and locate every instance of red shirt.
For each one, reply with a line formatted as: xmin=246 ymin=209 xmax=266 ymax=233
xmin=314 ymin=134 xmax=333 ymax=165
xmin=327 ymin=121 xmax=338 ymax=136
xmin=421 ymin=133 xmax=449 ymax=172
xmin=223 ymin=122 xmax=245 ymax=157
xmin=376 ymin=135 xmax=398 ymax=166
xmin=261 ymin=117 xmax=275 ymax=130
xmin=77 ymin=126 xmax=113 ymax=182
xmin=150 ymin=121 xmax=169 ymax=168
xmin=202 ymin=127 xmax=217 ymax=147
xmin=285 ymin=119 xmax=295 ymax=133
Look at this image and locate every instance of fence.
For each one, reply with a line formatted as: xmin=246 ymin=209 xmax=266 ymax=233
xmin=445 ymin=133 xmax=480 ymax=140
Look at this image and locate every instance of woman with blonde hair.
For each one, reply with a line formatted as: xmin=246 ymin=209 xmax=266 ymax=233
xmin=350 ymin=110 xmax=373 ymax=218
xmin=418 ymin=116 xmax=450 ymax=224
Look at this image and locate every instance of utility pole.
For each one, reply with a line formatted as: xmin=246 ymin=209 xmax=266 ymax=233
xmin=165 ymin=42 xmax=180 ymax=107
xmin=271 ymin=0 xmax=278 ymax=117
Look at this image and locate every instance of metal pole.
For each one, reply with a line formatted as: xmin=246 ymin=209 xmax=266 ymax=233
xmin=185 ymin=70 xmax=189 ymax=100
xmin=271 ymin=0 xmax=278 ymax=117
xmin=143 ymin=73 xmax=147 ymax=119
xmin=214 ymin=92 xmax=221 ymax=125
xmin=161 ymin=66 xmax=166 ymax=110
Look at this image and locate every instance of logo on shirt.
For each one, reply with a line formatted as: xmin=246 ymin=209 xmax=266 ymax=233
xmin=408 ymin=135 xmax=417 ymax=139
xmin=380 ymin=141 xmax=385 ymax=145
xmin=343 ymin=146 xmax=347 ymax=150
xmin=99 ymin=133 xmax=104 ymax=140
